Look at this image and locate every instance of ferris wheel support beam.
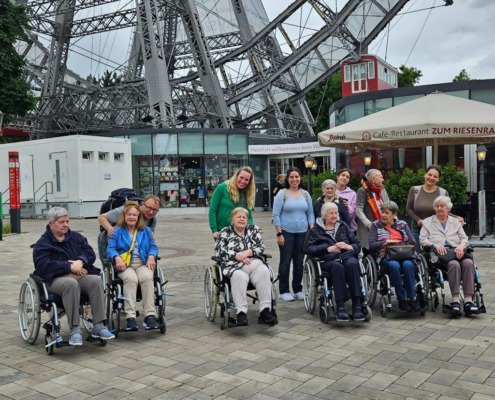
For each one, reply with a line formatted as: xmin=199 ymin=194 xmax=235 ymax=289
xmin=179 ymin=0 xmax=233 ymax=128
xmin=136 ymin=0 xmax=175 ymax=127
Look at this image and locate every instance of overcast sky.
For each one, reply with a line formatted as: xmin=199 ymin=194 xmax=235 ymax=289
xmin=264 ymin=0 xmax=495 ymax=85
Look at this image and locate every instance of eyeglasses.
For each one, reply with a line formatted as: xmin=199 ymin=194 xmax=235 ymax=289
xmin=143 ymin=204 xmax=160 ymax=213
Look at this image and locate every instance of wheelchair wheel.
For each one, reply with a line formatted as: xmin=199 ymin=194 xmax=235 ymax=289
xmin=109 ymin=309 xmax=121 ymax=338
xmin=363 ymin=256 xmax=378 ymax=307
xmin=44 ymin=335 xmax=54 ymax=355
xmin=80 ymin=304 xmax=93 ymax=334
xmin=431 ymin=291 xmax=439 ymax=312
xmin=303 ymin=258 xmax=317 ymax=314
xmin=104 ymin=268 xmax=113 ymax=322
xmin=319 ymin=305 xmax=329 ymax=324
xmin=156 ymin=267 xmax=167 ymax=334
xmin=204 ymin=265 xmax=218 ymax=322
xmin=18 ymin=277 xmax=41 ymax=345
xmin=364 ymin=305 xmax=372 ymax=322
xmin=380 ymin=298 xmax=387 ymax=317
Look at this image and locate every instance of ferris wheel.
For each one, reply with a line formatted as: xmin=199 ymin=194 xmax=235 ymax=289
xmin=15 ymin=0 xmax=411 ymax=137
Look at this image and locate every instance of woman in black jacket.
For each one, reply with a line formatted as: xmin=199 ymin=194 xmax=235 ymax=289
xmin=305 ymin=202 xmax=363 ymax=321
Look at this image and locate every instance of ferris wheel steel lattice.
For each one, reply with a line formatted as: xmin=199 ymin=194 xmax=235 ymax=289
xmin=13 ymin=0 xmax=410 ymax=138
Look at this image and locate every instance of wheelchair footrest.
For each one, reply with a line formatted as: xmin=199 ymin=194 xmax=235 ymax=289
xmin=228 ymin=317 xmax=238 ymax=328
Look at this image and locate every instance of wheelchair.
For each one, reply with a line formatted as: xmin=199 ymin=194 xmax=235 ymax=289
xmin=302 ymin=255 xmax=372 ymax=323
xmin=103 ymin=262 xmax=168 ymax=337
xmin=419 ymin=247 xmax=486 ymax=316
xmin=363 ymin=254 xmax=428 ymax=317
xmin=204 ymin=254 xmax=278 ymax=329
xmin=18 ymin=274 xmax=105 ymax=355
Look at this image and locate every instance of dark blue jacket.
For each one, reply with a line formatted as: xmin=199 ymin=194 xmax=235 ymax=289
xmin=304 ymin=219 xmax=361 ymax=262
xmin=313 ymin=196 xmax=351 ymax=227
xmin=33 ymin=226 xmax=100 ymax=284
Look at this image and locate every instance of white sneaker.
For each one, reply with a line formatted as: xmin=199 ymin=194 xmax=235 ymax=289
xmin=279 ymin=293 xmax=295 ymax=301
xmin=295 ymin=291 xmax=305 ymax=300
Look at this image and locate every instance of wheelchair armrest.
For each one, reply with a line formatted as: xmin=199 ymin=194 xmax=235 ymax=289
xmin=259 ymin=253 xmax=272 ymax=260
xmin=30 ymin=273 xmax=46 ymax=283
xmin=211 ymin=256 xmax=222 ymax=263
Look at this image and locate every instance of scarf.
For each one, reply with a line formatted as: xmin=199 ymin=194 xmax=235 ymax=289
xmin=363 ymin=181 xmax=381 ymax=221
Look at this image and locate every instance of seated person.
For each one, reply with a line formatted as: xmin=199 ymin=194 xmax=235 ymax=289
xmin=369 ymin=201 xmax=419 ymax=312
xmin=106 ymin=201 xmax=159 ymax=330
xmin=305 ymin=202 xmax=364 ymax=321
xmin=215 ymin=207 xmax=277 ymax=326
xmin=33 ymin=207 xmax=115 ymax=345
xmin=419 ymin=195 xmax=478 ymax=317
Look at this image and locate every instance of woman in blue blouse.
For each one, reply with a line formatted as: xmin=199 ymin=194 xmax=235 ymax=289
xmin=107 ymin=201 xmax=159 ymax=331
xmin=272 ymin=167 xmax=315 ymax=301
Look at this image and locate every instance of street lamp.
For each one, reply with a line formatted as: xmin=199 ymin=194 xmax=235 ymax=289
xmin=363 ymin=149 xmax=372 ymax=172
xmin=304 ymin=154 xmax=316 ymax=194
xmin=476 ymin=144 xmax=487 ymax=190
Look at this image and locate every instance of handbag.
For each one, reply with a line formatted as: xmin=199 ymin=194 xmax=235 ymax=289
xmin=385 ymin=242 xmax=415 ymax=261
xmin=432 ymin=247 xmax=471 ymax=264
xmin=119 ymin=230 xmax=137 ymax=267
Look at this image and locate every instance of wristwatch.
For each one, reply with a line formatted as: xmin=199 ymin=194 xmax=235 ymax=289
xmin=276 ymin=232 xmax=283 ymax=237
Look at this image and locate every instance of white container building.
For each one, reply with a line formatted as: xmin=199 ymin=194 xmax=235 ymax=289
xmin=0 ymin=135 xmax=132 ymax=218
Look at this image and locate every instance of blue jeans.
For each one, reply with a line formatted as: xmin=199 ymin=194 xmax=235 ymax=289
xmin=380 ymin=258 xmax=416 ymax=301
xmin=412 ymin=227 xmax=421 ymax=252
xmin=278 ymin=230 xmax=306 ymax=294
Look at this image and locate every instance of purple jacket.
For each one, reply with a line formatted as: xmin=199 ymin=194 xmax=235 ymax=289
xmin=369 ymin=219 xmax=416 ymax=260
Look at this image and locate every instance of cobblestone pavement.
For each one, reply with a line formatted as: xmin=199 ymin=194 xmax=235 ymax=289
xmin=1 ymin=212 xmax=494 ymax=400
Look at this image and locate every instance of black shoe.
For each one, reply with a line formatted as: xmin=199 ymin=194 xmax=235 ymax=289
xmin=352 ymin=307 xmax=365 ymax=321
xmin=398 ymin=299 xmax=412 ymax=312
xmin=463 ymin=301 xmax=479 ymax=317
xmin=236 ymin=312 xmax=249 ymax=326
xmin=126 ymin=318 xmax=138 ymax=331
xmin=143 ymin=315 xmax=158 ymax=330
xmin=336 ymin=307 xmax=349 ymax=321
xmin=409 ymin=298 xmax=421 ymax=312
xmin=259 ymin=308 xmax=278 ymax=325
xmin=450 ymin=301 xmax=462 ymax=317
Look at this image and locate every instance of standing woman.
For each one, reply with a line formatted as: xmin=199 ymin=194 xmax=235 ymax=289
xmin=335 ymin=168 xmax=357 ymax=233
xmin=209 ymin=166 xmax=256 ymax=239
xmin=356 ymin=168 xmax=390 ymax=254
xmin=407 ymin=165 xmax=453 ymax=250
xmin=273 ymin=167 xmax=315 ymax=301
xmin=106 ymin=201 xmax=159 ymax=330
xmin=313 ymin=179 xmax=351 ymax=227
xmin=272 ymin=174 xmax=286 ymax=208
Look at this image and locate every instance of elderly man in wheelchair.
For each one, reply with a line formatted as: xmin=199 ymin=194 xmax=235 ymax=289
xmin=419 ymin=195 xmax=485 ymax=317
xmin=27 ymin=207 xmax=114 ymax=348
xmin=213 ymin=207 xmax=278 ymax=327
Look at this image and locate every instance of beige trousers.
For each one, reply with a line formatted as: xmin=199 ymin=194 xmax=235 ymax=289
xmin=118 ymin=258 xmax=155 ymax=319
xmin=230 ymin=258 xmax=272 ymax=314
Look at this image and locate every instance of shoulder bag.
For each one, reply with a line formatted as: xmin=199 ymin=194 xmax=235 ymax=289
xmin=385 ymin=242 xmax=415 ymax=262
xmin=119 ymin=230 xmax=137 ymax=267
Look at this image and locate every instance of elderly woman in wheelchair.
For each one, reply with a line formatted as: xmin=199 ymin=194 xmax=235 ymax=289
xmin=419 ymin=195 xmax=484 ymax=317
xmin=368 ymin=201 xmax=425 ymax=315
xmin=214 ymin=207 xmax=277 ymax=327
xmin=304 ymin=202 xmax=366 ymax=322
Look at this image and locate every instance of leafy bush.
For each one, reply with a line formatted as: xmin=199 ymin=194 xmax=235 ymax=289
xmin=2 ymin=223 xmax=11 ymax=235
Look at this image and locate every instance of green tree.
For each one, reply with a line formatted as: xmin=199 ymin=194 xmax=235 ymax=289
xmin=397 ymin=65 xmax=422 ymax=87
xmin=453 ymin=69 xmax=470 ymax=82
xmin=0 ymin=0 xmax=36 ymax=124
xmin=86 ymin=70 xmax=123 ymax=88
xmin=306 ymin=72 xmax=342 ymax=133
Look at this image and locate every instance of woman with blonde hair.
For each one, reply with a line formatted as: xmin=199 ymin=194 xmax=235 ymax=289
xmin=106 ymin=201 xmax=159 ymax=330
xmin=209 ymin=166 xmax=256 ymax=239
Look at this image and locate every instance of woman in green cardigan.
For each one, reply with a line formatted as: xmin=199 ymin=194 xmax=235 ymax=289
xmin=209 ymin=166 xmax=256 ymax=239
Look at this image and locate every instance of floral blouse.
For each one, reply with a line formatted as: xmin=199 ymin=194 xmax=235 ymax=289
xmin=214 ymin=224 xmax=265 ymax=277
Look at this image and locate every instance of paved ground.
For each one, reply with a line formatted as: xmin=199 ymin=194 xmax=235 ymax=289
xmin=1 ymin=211 xmax=495 ymax=400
